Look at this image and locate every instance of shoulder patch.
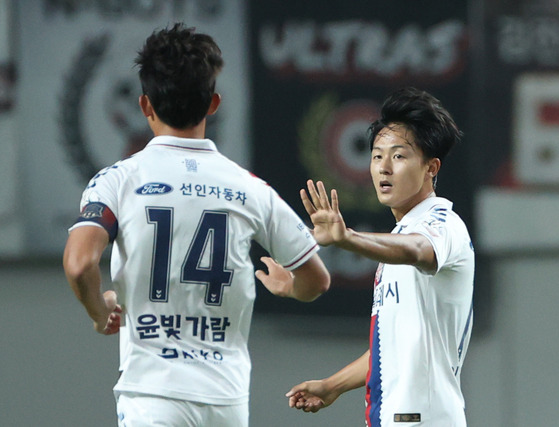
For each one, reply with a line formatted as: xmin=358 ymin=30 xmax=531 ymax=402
xmin=79 ymin=202 xmax=104 ymax=220
xmin=75 ymin=202 xmax=118 ymax=242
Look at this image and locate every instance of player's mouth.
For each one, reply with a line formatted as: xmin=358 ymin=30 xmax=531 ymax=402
xmin=379 ymin=180 xmax=393 ymax=193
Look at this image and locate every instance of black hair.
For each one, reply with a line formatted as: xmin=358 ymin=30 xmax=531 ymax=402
xmin=367 ymin=87 xmax=462 ymax=162
xmin=135 ymin=23 xmax=224 ymax=129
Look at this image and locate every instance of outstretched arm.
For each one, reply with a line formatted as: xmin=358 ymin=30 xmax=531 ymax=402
xmin=302 ymin=179 xmax=437 ymax=273
xmin=63 ymin=226 xmax=122 ymax=335
xmin=286 ymin=349 xmax=370 ymax=413
xmin=339 ymin=229 xmax=437 ymax=273
xmin=255 ymin=253 xmax=330 ymax=302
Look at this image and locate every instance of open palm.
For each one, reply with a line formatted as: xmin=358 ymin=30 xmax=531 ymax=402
xmin=300 ymin=180 xmax=347 ymax=246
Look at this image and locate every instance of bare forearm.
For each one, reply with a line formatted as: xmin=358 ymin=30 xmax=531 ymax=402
xmin=63 ymin=226 xmax=110 ymax=323
xmin=290 ymin=254 xmax=331 ymax=302
xmin=337 ymin=229 xmax=435 ymax=270
xmin=68 ymin=264 xmax=107 ymax=321
xmin=290 ymin=276 xmax=327 ymax=302
xmin=323 ymin=350 xmax=370 ymax=395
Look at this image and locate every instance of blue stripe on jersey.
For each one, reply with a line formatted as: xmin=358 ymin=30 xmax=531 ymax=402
xmin=367 ymin=314 xmax=382 ymax=427
xmin=457 ymin=300 xmax=474 ymax=368
xmin=430 ymin=207 xmax=448 ymax=223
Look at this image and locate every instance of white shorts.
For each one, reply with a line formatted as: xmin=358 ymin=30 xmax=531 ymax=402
xmin=115 ymin=391 xmax=249 ymax=427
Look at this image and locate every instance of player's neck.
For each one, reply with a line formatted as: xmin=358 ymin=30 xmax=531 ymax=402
xmin=152 ymin=119 xmax=207 ymax=140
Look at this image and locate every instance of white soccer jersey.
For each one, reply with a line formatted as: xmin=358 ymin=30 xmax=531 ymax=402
xmin=70 ymin=136 xmax=318 ymax=405
xmin=366 ymin=197 xmax=474 ymax=427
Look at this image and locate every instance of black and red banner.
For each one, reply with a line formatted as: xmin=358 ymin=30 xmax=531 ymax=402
xmin=248 ymin=0 xmax=472 ymax=315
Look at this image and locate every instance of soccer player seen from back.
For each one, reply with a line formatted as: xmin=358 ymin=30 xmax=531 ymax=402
xmin=286 ymin=87 xmax=475 ymax=427
xmin=63 ymin=23 xmax=330 ymax=427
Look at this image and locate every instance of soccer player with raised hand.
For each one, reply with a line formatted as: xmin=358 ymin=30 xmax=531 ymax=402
xmin=287 ymin=87 xmax=474 ymax=427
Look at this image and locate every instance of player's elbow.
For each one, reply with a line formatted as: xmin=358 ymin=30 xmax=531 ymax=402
xmin=406 ymin=235 xmax=437 ymax=274
xmin=63 ymin=249 xmax=97 ymax=286
xmin=290 ymin=254 xmax=331 ymax=301
xmin=307 ymin=270 xmax=331 ymax=301
xmin=316 ymin=269 xmax=331 ymax=295
xmin=63 ymin=228 xmax=108 ymax=286
xmin=292 ymin=258 xmax=331 ymax=302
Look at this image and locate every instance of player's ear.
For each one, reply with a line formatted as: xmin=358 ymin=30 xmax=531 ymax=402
xmin=427 ymin=157 xmax=441 ymax=180
xmin=139 ymin=94 xmax=154 ymax=118
xmin=207 ymin=93 xmax=221 ymax=116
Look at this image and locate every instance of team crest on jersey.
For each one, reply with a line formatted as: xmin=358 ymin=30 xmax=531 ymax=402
xmin=184 ymin=158 xmax=198 ymax=172
xmin=422 ymin=219 xmax=443 ymax=238
xmin=135 ymin=183 xmax=173 ymax=195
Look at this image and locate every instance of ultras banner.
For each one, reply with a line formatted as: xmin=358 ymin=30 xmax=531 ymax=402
xmin=248 ymin=0 xmax=471 ymax=315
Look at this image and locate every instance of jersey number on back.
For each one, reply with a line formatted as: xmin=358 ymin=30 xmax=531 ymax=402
xmin=146 ymin=208 xmax=233 ymax=306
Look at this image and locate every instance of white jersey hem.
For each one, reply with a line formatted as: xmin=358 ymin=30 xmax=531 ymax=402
xmin=114 ymin=383 xmax=250 ymax=405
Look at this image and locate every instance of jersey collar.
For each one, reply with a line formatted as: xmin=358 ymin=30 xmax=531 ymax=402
xmin=146 ymin=135 xmax=219 ymax=152
xmin=396 ymin=196 xmax=453 ymax=227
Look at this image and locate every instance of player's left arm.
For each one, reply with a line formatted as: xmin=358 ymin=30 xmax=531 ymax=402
xmin=63 ymin=225 xmax=122 ymax=335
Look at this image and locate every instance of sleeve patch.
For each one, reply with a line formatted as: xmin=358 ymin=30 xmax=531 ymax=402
xmin=76 ymin=202 xmax=118 ymax=242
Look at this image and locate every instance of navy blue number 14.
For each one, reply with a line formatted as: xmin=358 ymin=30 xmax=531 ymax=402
xmin=146 ymin=208 xmax=233 ymax=305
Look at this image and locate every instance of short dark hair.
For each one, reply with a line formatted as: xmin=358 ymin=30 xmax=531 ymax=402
xmin=368 ymin=87 xmax=462 ymax=162
xmin=135 ymin=23 xmax=224 ymax=129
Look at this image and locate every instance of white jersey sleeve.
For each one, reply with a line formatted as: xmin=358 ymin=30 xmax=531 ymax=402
xmin=68 ymin=162 xmax=128 ymax=240
xmin=404 ymin=203 xmax=457 ymax=274
xmin=253 ymin=187 xmax=317 ymax=270
xmin=406 ymin=205 xmax=470 ymax=275
xmin=82 ymin=163 xmax=126 ymax=212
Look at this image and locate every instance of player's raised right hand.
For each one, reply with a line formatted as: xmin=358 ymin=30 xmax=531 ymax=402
xmin=300 ymin=180 xmax=348 ymax=247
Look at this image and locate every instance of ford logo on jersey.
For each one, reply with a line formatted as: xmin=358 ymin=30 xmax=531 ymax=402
xmin=135 ymin=183 xmax=173 ymax=195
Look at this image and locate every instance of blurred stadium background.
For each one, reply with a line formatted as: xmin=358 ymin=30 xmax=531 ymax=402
xmin=1 ymin=0 xmax=559 ymax=425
